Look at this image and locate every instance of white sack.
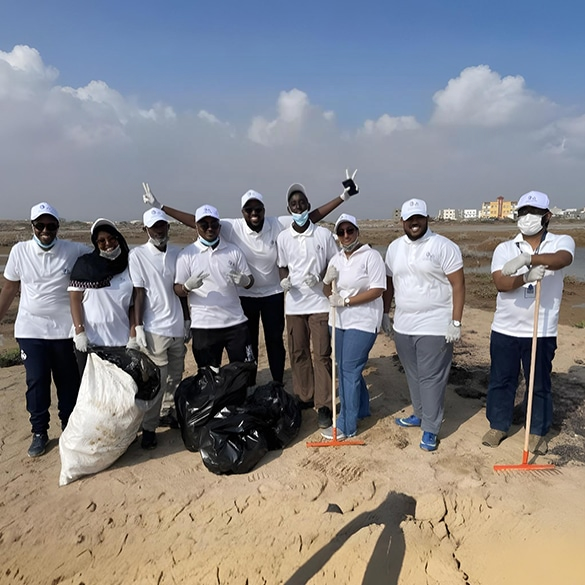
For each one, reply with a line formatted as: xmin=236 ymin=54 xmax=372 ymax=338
xmin=59 ymin=353 xmax=145 ymax=486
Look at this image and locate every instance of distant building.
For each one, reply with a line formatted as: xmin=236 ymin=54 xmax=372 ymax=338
xmin=462 ymin=209 xmax=478 ymax=219
xmin=437 ymin=208 xmax=457 ymax=220
xmin=481 ymin=196 xmax=517 ymax=219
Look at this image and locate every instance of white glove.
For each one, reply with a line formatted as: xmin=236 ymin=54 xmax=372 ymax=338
xmin=135 ymin=325 xmax=148 ymax=350
xmin=329 ymin=292 xmax=345 ymax=307
xmin=303 ymin=273 xmax=320 ymax=288
xmin=445 ymin=321 xmax=462 ymax=343
xmin=74 ymin=332 xmax=89 ymax=352
xmin=142 ymin=182 xmax=162 ymax=209
xmin=381 ymin=314 xmax=393 ymax=338
xmin=501 ymin=252 xmax=532 ymax=276
xmin=126 ymin=337 xmax=140 ymax=350
xmin=523 ymin=265 xmax=546 ymax=283
xmin=183 ymin=320 xmax=192 ymax=343
xmin=340 ymin=169 xmax=359 ymax=201
xmin=323 ymin=265 xmax=339 ymax=285
xmin=227 ymin=270 xmax=251 ymax=288
xmin=183 ymin=271 xmax=209 ymax=292
xmin=280 ymin=277 xmax=292 ymax=292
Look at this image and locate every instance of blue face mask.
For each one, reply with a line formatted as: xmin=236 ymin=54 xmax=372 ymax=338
xmin=33 ymin=234 xmax=57 ymax=250
xmin=198 ymin=236 xmax=219 ymax=247
xmin=291 ymin=210 xmax=310 ymax=227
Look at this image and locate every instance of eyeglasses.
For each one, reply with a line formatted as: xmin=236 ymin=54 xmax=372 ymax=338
xmin=33 ymin=222 xmax=59 ymax=232
xmin=243 ymin=206 xmax=265 ymax=214
xmin=517 ymin=206 xmax=546 ymax=217
xmin=198 ymin=220 xmax=220 ymax=230
xmin=336 ymin=227 xmax=356 ymax=237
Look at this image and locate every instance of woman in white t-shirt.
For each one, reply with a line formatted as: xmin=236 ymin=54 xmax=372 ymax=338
xmin=320 ymin=214 xmax=386 ymax=440
xmin=68 ymin=219 xmax=134 ymax=373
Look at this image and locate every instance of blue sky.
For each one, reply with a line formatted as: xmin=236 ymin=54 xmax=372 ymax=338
xmin=1 ymin=0 xmax=585 ymax=220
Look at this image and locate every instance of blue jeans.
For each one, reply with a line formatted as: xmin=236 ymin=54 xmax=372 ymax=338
xmin=486 ymin=331 xmax=557 ymax=436
xmin=17 ymin=338 xmax=81 ymax=434
xmin=333 ymin=328 xmax=376 ymax=436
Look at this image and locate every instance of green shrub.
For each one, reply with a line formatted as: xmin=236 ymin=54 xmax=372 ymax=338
xmin=0 ymin=348 xmax=22 ymax=367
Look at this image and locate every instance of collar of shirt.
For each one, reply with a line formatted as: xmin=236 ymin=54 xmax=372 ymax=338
xmin=32 ymin=238 xmax=58 ymax=255
xmin=146 ymin=241 xmax=166 ymax=255
xmin=194 ymin=238 xmax=226 ymax=253
xmin=402 ymin=227 xmax=433 ymax=246
xmin=289 ymin=221 xmax=315 ymax=238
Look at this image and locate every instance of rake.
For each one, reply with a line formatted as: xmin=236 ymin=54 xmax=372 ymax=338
xmin=307 ymin=281 xmax=365 ymax=448
xmin=494 ymin=280 xmax=555 ymax=473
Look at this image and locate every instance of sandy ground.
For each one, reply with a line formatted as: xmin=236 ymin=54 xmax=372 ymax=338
xmin=1 ymin=304 xmax=585 ymax=585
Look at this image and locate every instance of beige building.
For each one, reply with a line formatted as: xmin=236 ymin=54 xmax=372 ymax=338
xmin=480 ymin=196 xmax=518 ymax=219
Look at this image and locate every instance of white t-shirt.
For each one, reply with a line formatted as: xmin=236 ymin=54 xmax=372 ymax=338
xmin=175 ymin=239 xmax=250 ymax=328
xmin=221 ymin=216 xmax=290 ymax=298
xmin=277 ymin=222 xmax=338 ymax=315
xmin=491 ymin=232 xmax=575 ymax=337
xmin=327 ymin=245 xmax=386 ymax=333
xmin=129 ymin=242 xmax=184 ymax=338
xmin=385 ymin=229 xmax=463 ymax=335
xmin=4 ymin=239 xmax=89 ymax=339
xmin=68 ymin=269 xmax=134 ymax=347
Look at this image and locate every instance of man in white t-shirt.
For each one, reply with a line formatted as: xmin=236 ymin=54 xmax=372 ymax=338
xmin=481 ymin=191 xmax=575 ymax=455
xmin=277 ymin=184 xmax=339 ymax=429
xmin=383 ymin=198 xmax=465 ymax=452
xmin=0 ymin=203 xmax=88 ymax=457
xmin=174 ymin=205 xmax=255 ymax=372
xmin=128 ymin=208 xmax=190 ymax=449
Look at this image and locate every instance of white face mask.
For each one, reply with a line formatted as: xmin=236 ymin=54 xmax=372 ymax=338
xmin=148 ymin=235 xmax=169 ymax=248
xmin=517 ymin=214 xmax=544 ymax=236
xmin=99 ymin=246 xmax=122 ymax=260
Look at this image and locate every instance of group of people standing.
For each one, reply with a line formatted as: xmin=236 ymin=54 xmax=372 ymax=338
xmin=0 ymin=179 xmax=574 ymax=462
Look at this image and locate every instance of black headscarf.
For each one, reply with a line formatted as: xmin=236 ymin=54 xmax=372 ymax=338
xmin=70 ymin=223 xmax=130 ymax=289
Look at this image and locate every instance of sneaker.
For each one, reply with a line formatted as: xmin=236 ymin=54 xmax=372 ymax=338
xmin=320 ymin=426 xmax=355 ymax=440
xmin=28 ymin=433 xmax=48 ymax=458
xmin=159 ymin=411 xmax=179 ymax=429
xmin=420 ymin=431 xmax=438 ymax=452
xmin=481 ymin=428 xmax=507 ymax=448
xmin=317 ymin=407 xmax=333 ymax=429
xmin=528 ymin=434 xmax=548 ymax=455
xmin=141 ymin=430 xmax=158 ymax=450
xmin=395 ymin=415 xmax=422 ymax=428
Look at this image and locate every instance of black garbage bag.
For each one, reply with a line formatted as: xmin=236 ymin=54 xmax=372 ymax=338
xmin=175 ymin=361 xmax=255 ymax=452
xmin=199 ymin=407 xmax=269 ymax=474
xmin=244 ymin=382 xmax=301 ymax=449
xmin=90 ymin=346 xmax=160 ymax=401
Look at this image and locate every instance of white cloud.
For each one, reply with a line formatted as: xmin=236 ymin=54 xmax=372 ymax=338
xmin=0 ymin=45 xmax=584 ymax=221
xmin=360 ymin=114 xmax=420 ymax=135
xmin=431 ymin=65 xmax=554 ymax=127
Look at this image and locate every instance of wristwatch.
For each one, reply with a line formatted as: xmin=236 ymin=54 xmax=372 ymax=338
xmin=344 ymin=297 xmax=350 ymax=307
xmin=452 ymin=320 xmax=461 ymax=327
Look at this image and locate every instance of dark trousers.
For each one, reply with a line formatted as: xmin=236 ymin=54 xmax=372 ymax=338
xmin=191 ymin=322 xmax=254 ymax=371
xmin=17 ymin=338 xmax=81 ymax=435
xmin=240 ymin=293 xmax=286 ymax=383
xmin=486 ymin=331 xmax=557 ymax=436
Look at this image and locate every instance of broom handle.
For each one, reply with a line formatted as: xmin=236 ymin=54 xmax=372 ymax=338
xmin=331 ymin=280 xmax=337 ymax=431
xmin=522 ymin=280 xmax=541 ymax=459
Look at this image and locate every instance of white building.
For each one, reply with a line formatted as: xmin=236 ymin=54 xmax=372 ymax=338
xmin=437 ymin=208 xmax=457 ymax=220
xmin=462 ymin=209 xmax=478 ymax=219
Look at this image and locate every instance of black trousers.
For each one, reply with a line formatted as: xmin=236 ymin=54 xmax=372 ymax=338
xmin=191 ymin=321 xmax=254 ymax=371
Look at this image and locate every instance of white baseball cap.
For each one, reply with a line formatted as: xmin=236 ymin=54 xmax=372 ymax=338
xmin=91 ymin=218 xmax=117 ymax=234
xmin=241 ymin=190 xmax=265 ymax=209
xmin=286 ymin=183 xmax=307 ymax=204
xmin=31 ymin=202 xmax=59 ymax=221
xmin=195 ymin=204 xmax=220 ymax=222
xmin=334 ymin=213 xmax=359 ymax=232
xmin=143 ymin=207 xmax=169 ymax=228
xmin=401 ymin=198 xmax=428 ymax=220
xmin=517 ymin=191 xmax=550 ymax=211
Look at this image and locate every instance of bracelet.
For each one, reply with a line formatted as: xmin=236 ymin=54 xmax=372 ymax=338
xmin=74 ymin=324 xmax=85 ymax=331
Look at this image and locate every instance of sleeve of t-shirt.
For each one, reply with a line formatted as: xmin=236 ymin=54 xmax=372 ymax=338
xmin=175 ymin=250 xmax=191 ymax=284
xmin=368 ymin=250 xmax=387 ymax=289
xmin=440 ymin=239 xmax=464 ymax=275
xmin=220 ymin=218 xmax=235 ymax=243
xmin=553 ymin=234 xmax=576 ymax=257
xmin=235 ymin=248 xmax=251 ymax=275
xmin=324 ymin=231 xmax=338 ymax=262
xmin=384 ymin=245 xmax=393 ymax=277
xmin=128 ymin=250 xmax=145 ymax=288
xmin=3 ymin=245 xmax=21 ymax=281
xmin=276 ymin=232 xmax=288 ymax=268
xmin=277 ymin=216 xmax=291 ymax=231
xmin=491 ymin=242 xmax=512 ymax=273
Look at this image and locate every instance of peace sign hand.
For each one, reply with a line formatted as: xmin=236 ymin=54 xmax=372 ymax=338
xmin=340 ymin=169 xmax=359 ymax=201
xmin=142 ymin=182 xmax=162 ymax=209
